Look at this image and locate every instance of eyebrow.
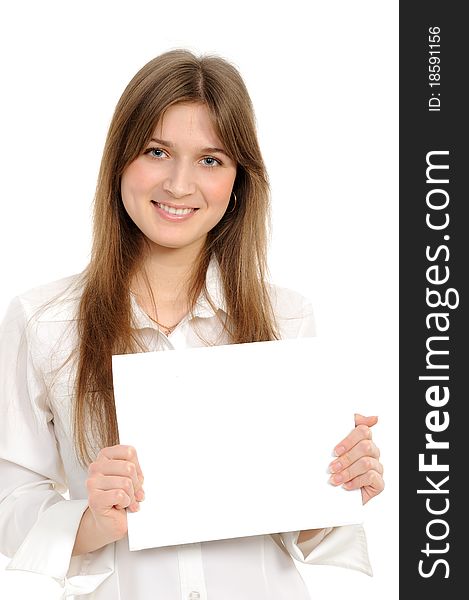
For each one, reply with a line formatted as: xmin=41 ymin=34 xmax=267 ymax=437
xmin=150 ymin=137 xmax=228 ymax=156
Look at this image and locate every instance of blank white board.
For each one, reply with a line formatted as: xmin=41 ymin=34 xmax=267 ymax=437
xmin=113 ymin=337 xmax=364 ymax=551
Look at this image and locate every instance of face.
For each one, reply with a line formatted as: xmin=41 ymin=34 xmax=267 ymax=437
xmin=121 ymin=102 xmax=237 ymax=257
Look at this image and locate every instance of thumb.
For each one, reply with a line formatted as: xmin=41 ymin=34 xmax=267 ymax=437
xmin=354 ymin=413 xmax=378 ymax=428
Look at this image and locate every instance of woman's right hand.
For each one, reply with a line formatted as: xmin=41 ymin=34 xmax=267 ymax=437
xmin=87 ymin=444 xmax=145 ymax=542
xmin=73 ymin=444 xmax=145 ymax=555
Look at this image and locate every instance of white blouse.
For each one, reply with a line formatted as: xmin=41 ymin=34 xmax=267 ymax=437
xmin=0 ymin=258 xmax=372 ymax=599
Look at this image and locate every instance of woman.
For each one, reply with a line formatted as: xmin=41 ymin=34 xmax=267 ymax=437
xmin=0 ymin=49 xmax=384 ymax=599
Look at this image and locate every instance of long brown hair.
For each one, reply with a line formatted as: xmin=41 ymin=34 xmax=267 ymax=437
xmin=73 ymin=49 xmax=279 ymax=466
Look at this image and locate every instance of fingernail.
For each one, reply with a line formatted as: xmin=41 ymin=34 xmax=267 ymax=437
xmin=334 ymin=445 xmax=346 ymax=457
xmin=342 ymin=481 xmax=353 ymax=489
xmin=329 ymin=473 xmax=343 ymax=485
xmin=329 ymin=461 xmax=342 ymax=473
xmin=136 ymin=489 xmax=145 ymax=501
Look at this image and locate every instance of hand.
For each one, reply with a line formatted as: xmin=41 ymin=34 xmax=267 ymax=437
xmin=85 ymin=444 xmax=145 ymax=544
xmin=328 ymin=414 xmax=384 ymax=505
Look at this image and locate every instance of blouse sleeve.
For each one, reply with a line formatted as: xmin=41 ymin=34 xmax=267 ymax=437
xmin=0 ymin=296 xmax=114 ymax=597
xmin=275 ymin=297 xmax=373 ymax=575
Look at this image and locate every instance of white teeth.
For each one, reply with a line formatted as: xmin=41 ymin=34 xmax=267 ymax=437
xmin=157 ymin=202 xmax=195 ymax=216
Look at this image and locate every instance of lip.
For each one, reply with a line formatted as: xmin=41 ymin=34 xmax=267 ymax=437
xmin=152 ymin=200 xmax=198 ymax=210
xmin=151 ymin=200 xmax=199 ymax=222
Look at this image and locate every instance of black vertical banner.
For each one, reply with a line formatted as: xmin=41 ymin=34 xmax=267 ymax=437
xmin=400 ymin=3 xmax=465 ymax=597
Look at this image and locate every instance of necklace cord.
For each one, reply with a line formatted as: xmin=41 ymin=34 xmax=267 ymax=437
xmin=130 ymin=288 xmax=182 ymax=333
xmin=145 ymin=312 xmax=181 ymax=332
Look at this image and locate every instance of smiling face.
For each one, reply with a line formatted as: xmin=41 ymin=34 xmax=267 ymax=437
xmin=120 ymin=102 xmax=237 ymax=259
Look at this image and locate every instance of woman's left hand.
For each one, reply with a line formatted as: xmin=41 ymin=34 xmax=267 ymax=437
xmin=328 ymin=414 xmax=385 ymax=504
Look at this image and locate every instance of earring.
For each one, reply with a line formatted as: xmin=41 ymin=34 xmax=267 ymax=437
xmin=228 ymin=191 xmax=237 ymax=213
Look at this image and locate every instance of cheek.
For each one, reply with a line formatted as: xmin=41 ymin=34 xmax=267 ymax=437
xmin=204 ymin=174 xmax=235 ymax=208
xmin=121 ymin=161 xmax=155 ymax=199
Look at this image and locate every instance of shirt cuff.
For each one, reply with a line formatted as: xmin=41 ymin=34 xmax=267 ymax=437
xmin=279 ymin=524 xmax=373 ymax=576
xmin=6 ymin=499 xmax=115 ymax=597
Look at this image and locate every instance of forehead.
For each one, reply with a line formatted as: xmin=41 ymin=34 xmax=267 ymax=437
xmin=153 ymin=102 xmax=221 ymax=146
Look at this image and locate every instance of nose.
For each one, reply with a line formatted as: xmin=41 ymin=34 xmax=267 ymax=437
xmin=162 ymin=161 xmax=196 ymax=198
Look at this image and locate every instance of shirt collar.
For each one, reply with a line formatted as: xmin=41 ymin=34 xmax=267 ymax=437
xmin=130 ymin=255 xmax=227 ymax=330
xmin=193 ymin=254 xmax=227 ymax=318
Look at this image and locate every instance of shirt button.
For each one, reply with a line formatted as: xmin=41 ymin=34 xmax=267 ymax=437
xmin=188 ymin=593 xmax=200 ymax=600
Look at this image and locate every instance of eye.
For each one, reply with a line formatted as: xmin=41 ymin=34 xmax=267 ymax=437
xmin=201 ymin=156 xmax=222 ymax=168
xmin=144 ymin=147 xmax=168 ymax=159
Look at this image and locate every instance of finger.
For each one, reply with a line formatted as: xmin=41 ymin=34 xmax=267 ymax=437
xmin=354 ymin=414 xmax=378 ymax=428
xmin=329 ymin=457 xmax=383 ymax=486
xmin=89 ymin=488 xmax=133 ymax=512
xmin=97 ymin=445 xmax=145 ymax=484
xmin=333 ymin=423 xmax=373 ymax=456
xmin=341 ymin=469 xmax=385 ymax=494
xmin=87 ymin=475 xmax=137 ymax=503
xmin=91 ymin=456 xmax=144 ymax=495
xmin=329 ymin=439 xmax=380 ymax=474
xmin=93 ymin=475 xmax=145 ymax=502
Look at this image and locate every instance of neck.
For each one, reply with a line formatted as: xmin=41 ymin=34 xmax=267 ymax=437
xmin=133 ymin=241 xmax=203 ymax=305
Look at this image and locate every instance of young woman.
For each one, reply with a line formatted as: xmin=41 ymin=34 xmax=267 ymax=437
xmin=0 ymin=49 xmax=384 ymax=599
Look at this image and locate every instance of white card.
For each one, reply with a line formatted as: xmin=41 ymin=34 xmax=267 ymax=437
xmin=112 ymin=337 xmax=364 ymax=551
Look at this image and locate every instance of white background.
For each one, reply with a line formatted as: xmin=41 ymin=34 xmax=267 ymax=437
xmin=0 ymin=0 xmax=398 ymax=598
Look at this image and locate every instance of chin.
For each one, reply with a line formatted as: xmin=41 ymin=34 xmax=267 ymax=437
xmin=147 ymin=236 xmax=205 ymax=252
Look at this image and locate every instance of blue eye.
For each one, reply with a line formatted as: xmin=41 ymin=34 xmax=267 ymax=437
xmin=201 ymin=156 xmax=221 ymax=168
xmin=145 ymin=147 xmax=167 ymax=159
